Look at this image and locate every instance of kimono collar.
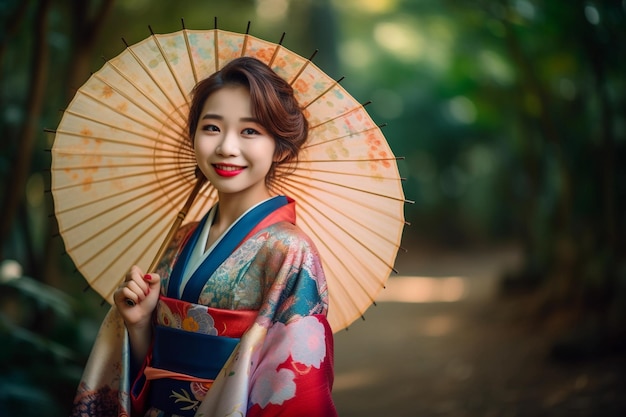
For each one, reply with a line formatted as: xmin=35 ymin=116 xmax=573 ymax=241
xmin=167 ymin=196 xmax=294 ymax=302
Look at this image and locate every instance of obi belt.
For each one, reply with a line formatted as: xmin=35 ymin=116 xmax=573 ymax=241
xmin=137 ymin=296 xmax=257 ymax=416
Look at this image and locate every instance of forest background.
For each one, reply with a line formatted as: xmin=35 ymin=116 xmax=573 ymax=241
xmin=1 ymin=0 xmax=624 ymax=416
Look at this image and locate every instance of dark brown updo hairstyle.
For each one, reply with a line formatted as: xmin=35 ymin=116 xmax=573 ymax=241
xmin=187 ymin=56 xmax=308 ymax=187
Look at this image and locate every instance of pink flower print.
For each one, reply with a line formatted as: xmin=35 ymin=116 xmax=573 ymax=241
xmin=251 ymin=368 xmax=296 ymax=408
xmin=251 ymin=47 xmax=274 ymax=63
xmin=289 ymin=316 xmax=326 ymax=368
xmin=250 ymin=317 xmax=327 ymax=408
xmin=293 ymin=78 xmax=310 ymax=95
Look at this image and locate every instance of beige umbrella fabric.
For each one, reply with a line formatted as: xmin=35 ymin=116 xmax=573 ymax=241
xmin=50 ymin=26 xmax=407 ymax=332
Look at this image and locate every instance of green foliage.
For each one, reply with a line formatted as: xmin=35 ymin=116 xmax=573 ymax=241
xmin=0 ymin=271 xmax=88 ymax=417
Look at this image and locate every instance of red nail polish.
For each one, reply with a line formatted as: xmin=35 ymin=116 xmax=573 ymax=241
xmin=144 ymin=274 xmax=152 ymax=281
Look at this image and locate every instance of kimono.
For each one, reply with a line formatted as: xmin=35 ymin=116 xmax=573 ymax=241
xmin=71 ymin=196 xmax=337 ymax=417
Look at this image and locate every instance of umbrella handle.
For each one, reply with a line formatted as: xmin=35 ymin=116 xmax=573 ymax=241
xmin=124 ymin=172 xmax=207 ymax=308
xmin=148 ymin=171 xmax=208 ymax=272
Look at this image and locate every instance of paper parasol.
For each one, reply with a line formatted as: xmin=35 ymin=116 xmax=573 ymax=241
xmin=50 ymin=25 xmax=407 ymax=332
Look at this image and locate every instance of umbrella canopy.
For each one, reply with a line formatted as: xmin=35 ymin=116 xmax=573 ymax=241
xmin=50 ymin=26 xmax=407 ymax=332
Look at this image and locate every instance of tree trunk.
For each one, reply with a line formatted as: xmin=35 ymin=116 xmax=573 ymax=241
xmin=0 ymin=0 xmax=51 ymax=263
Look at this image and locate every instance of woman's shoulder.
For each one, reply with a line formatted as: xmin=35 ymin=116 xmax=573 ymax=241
xmin=261 ymin=221 xmax=317 ymax=250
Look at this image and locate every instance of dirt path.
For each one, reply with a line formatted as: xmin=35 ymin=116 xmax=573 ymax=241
xmin=332 ymin=245 xmax=625 ymax=416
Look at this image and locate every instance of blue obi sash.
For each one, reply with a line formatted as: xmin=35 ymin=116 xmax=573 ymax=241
xmin=148 ymin=324 xmax=239 ymax=416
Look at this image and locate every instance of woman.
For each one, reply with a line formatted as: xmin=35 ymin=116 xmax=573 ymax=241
xmin=71 ymin=57 xmax=337 ymax=417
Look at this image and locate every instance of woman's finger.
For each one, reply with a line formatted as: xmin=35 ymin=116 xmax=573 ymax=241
xmin=119 ymin=286 xmax=139 ymax=307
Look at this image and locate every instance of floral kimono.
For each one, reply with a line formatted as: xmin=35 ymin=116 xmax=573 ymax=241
xmin=71 ymin=196 xmax=337 ymax=417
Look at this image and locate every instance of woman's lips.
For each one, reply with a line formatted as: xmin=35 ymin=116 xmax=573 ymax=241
xmin=213 ymin=164 xmax=245 ymax=177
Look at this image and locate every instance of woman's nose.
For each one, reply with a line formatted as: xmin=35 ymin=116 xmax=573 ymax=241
xmin=216 ymin=130 xmax=240 ymax=156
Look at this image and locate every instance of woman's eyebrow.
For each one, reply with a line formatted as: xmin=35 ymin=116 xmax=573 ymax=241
xmin=201 ymin=113 xmax=222 ymax=120
xmin=200 ymin=114 xmax=260 ymax=124
xmin=240 ymin=117 xmax=261 ymax=124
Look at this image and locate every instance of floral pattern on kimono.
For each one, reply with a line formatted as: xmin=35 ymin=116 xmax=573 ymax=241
xmin=71 ymin=199 xmax=337 ymax=417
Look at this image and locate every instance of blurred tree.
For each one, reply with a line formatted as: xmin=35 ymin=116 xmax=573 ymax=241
xmin=330 ymin=0 xmax=625 ymax=355
xmin=1 ymin=1 xmax=117 ymax=415
xmin=0 ymin=0 xmax=51 ymax=267
xmin=444 ymin=0 xmax=626 ymax=357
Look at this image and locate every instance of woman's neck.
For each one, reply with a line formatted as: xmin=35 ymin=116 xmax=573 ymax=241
xmin=204 ymin=190 xmax=273 ymax=252
xmin=213 ymin=190 xmax=273 ymax=230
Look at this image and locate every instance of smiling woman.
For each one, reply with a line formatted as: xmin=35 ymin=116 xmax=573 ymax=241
xmin=193 ymin=85 xmax=277 ymax=211
xmin=70 ymin=56 xmax=339 ymax=417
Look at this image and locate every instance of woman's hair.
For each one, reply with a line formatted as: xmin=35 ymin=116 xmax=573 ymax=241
xmin=187 ymin=56 xmax=308 ymax=187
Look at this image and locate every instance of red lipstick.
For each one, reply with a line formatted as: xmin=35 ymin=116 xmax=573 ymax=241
xmin=213 ymin=164 xmax=245 ymax=177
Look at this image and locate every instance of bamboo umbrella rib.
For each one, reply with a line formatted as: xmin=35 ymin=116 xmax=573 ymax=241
xmin=53 ymin=128 xmax=194 ymax=157
xmin=92 ymin=72 xmax=188 ymax=135
xmin=105 ymin=56 xmax=186 ymax=130
xmin=182 ymin=29 xmax=199 ymax=85
xmin=97 ymin=211 xmax=172 ymax=295
xmin=290 ymin=180 xmax=396 ymax=269
xmin=303 ymin=124 xmax=383 ymax=151
xmin=62 ymin=106 xmax=183 ymax=147
xmin=69 ymin=177 xmax=191 ymax=277
xmin=51 ymin=167 xmax=191 ymax=195
xmin=214 ymin=30 xmax=220 ymax=72
xmin=288 ymin=52 xmax=315 ymax=87
xmin=149 ymin=28 xmax=191 ymax=108
xmin=308 ymin=107 xmax=365 ymax=132
xmin=300 ymin=77 xmax=344 ymax=110
xmin=289 ymin=193 xmax=370 ymax=321
xmin=286 ymin=180 xmax=401 ymax=273
xmin=51 ymin=151 xmax=193 ymax=161
xmin=77 ymin=87 xmax=187 ymax=146
xmin=279 ymin=167 xmax=406 ymax=203
xmin=279 ymin=165 xmax=404 ymax=182
xmin=60 ymin=171 xmax=192 ymax=242
xmin=292 ymin=157 xmax=401 ymax=164
xmin=240 ymin=23 xmax=250 ymax=56
xmin=53 ymin=167 xmax=194 ymax=219
xmin=51 ymin=152 xmax=195 ymax=167
xmin=56 ymin=117 xmax=184 ymax=150
xmin=50 ymin=159 xmax=192 ymax=181
xmin=79 ymin=147 xmax=191 ymax=163
xmin=268 ymin=32 xmax=286 ymax=67
xmin=103 ymin=227 xmax=164 ymax=301
xmin=281 ymin=171 xmax=406 ymax=222
xmin=287 ymin=174 xmax=403 ymax=230
xmin=121 ymin=38 xmax=188 ymax=123
xmin=100 ymin=180 xmax=215 ymax=299
xmin=275 ymin=158 xmax=403 ymax=180
xmin=282 ymin=183 xmax=400 ymax=252
xmin=53 ymin=148 xmax=194 ymax=164
xmin=52 ymin=165 xmax=193 ymax=196
xmin=280 ymin=176 xmax=401 ymax=228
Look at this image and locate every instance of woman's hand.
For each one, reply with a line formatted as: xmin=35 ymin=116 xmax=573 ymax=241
xmin=114 ymin=265 xmax=161 ymax=327
xmin=114 ymin=265 xmax=161 ymax=366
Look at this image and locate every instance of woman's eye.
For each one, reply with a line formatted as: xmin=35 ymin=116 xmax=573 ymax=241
xmin=242 ymin=127 xmax=260 ymax=135
xmin=202 ymin=124 xmax=220 ymax=132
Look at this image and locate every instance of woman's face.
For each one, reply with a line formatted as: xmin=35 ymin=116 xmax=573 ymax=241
xmin=194 ymin=85 xmax=276 ymax=205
